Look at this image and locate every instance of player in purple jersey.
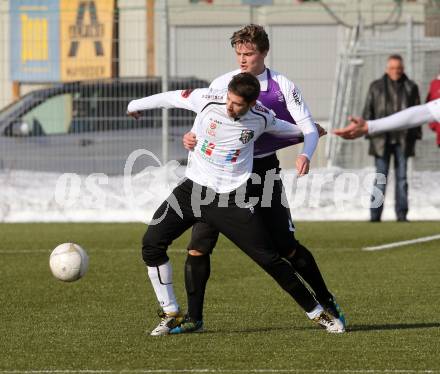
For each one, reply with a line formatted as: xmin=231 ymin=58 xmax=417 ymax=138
xmin=173 ymin=25 xmax=346 ymax=334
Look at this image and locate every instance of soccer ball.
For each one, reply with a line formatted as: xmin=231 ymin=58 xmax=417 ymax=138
xmin=49 ymin=243 xmax=89 ymax=282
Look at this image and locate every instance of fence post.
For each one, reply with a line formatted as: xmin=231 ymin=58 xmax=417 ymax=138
xmin=160 ymin=0 xmax=169 ymax=164
xmin=406 ymin=14 xmax=414 ymax=178
xmin=406 ymin=14 xmax=414 ymax=79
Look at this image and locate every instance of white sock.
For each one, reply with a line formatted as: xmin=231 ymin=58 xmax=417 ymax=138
xmin=147 ymin=262 xmax=179 ymax=313
xmin=306 ymin=304 xmax=324 ymax=320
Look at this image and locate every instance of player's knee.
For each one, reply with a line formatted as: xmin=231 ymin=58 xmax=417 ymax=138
xmin=285 ymin=239 xmax=302 ymax=258
xmin=255 ymin=252 xmax=282 ymax=270
xmin=289 ymin=243 xmax=314 ymax=269
xmin=141 ymin=230 xmax=169 ymax=266
xmin=142 ymin=242 xmax=169 ymax=267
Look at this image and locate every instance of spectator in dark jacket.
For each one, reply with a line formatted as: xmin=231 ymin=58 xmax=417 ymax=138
xmin=363 ymin=54 xmax=421 ymax=222
xmin=426 ymin=74 xmax=440 ymax=147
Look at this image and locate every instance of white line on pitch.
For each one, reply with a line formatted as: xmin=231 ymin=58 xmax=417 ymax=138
xmin=0 ymin=370 xmax=438 ymax=373
xmin=362 ymin=234 xmax=440 ymax=251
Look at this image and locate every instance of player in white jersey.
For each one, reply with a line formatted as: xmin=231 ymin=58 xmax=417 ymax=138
xmin=333 ymin=99 xmax=440 ymax=139
xmin=127 ymin=73 xmax=345 ymax=335
xmin=178 ymin=24 xmax=345 ymax=334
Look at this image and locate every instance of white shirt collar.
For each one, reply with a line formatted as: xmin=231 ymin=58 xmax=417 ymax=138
xmin=255 ymin=68 xmax=269 ymax=91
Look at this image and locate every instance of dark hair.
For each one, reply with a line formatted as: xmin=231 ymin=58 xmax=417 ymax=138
xmin=228 ymin=72 xmax=260 ymax=103
xmin=230 ymin=24 xmax=269 ymax=53
xmin=388 ymin=54 xmax=404 ymax=62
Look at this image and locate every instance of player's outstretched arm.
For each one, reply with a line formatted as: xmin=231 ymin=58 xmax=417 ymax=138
xmin=334 ymin=102 xmax=438 ymax=139
xmin=127 ymin=89 xmax=208 ymax=119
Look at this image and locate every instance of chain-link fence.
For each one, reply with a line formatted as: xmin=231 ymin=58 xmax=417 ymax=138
xmin=0 ymin=0 xmax=439 ymax=174
xmin=0 ymin=0 xmax=350 ymax=174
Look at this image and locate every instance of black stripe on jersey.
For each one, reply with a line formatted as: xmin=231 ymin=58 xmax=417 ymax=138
xmin=201 ymin=101 xmax=226 ymax=113
xmin=250 ymin=108 xmax=268 ymax=128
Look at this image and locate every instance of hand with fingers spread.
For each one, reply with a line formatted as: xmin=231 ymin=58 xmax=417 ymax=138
xmin=332 ymin=116 xmax=369 ymax=139
xmin=182 ymin=131 xmax=197 ymax=151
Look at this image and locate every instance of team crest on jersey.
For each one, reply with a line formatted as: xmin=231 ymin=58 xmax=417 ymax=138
xmin=181 ymin=89 xmax=194 ymax=98
xmin=239 ymin=129 xmax=254 ymax=144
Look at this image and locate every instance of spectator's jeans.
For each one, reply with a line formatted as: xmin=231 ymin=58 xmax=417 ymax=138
xmin=371 ymin=144 xmax=408 ymax=221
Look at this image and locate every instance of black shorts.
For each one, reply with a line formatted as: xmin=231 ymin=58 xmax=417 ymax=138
xmin=187 ymin=153 xmax=298 ymax=256
xmin=144 ymin=179 xmax=279 ymax=268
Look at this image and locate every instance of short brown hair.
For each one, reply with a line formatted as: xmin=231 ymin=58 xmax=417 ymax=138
xmin=388 ymin=54 xmax=403 ymax=62
xmin=228 ymin=72 xmax=260 ymax=103
xmin=230 ymin=24 xmax=269 ymax=53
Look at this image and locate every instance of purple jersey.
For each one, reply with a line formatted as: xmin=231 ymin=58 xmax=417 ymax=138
xmin=254 ymin=70 xmax=302 ymax=156
xmin=209 ymin=68 xmax=317 ymax=160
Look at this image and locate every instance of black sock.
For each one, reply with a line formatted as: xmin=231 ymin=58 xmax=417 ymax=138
xmin=185 ymin=254 xmax=211 ymax=321
xmin=288 ymin=244 xmax=332 ymax=304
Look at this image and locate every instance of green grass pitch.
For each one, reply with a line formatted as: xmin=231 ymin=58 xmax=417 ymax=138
xmin=1 ymin=222 xmax=439 ymax=373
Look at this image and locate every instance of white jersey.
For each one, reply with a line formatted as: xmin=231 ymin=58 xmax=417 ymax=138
xmin=367 ymin=98 xmax=440 ymax=135
xmin=127 ymin=89 xmax=303 ymax=193
xmin=210 ymin=68 xmax=318 ymax=159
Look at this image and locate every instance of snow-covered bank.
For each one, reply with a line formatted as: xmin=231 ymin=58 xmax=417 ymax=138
xmin=1 ymin=167 xmax=439 ymax=222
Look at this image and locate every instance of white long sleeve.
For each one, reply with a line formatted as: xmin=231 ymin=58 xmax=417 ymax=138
xmin=294 ymin=117 xmax=318 ymax=160
xmin=281 ymin=76 xmax=318 ymax=160
xmin=127 ymin=89 xmax=209 ymax=114
xmin=368 ymin=103 xmax=435 ymax=135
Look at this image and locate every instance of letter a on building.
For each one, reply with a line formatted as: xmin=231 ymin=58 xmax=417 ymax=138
xmin=60 ymin=0 xmax=114 ymax=81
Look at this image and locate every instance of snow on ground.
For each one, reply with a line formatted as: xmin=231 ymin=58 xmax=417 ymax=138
xmin=1 ymin=166 xmax=439 ymax=223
